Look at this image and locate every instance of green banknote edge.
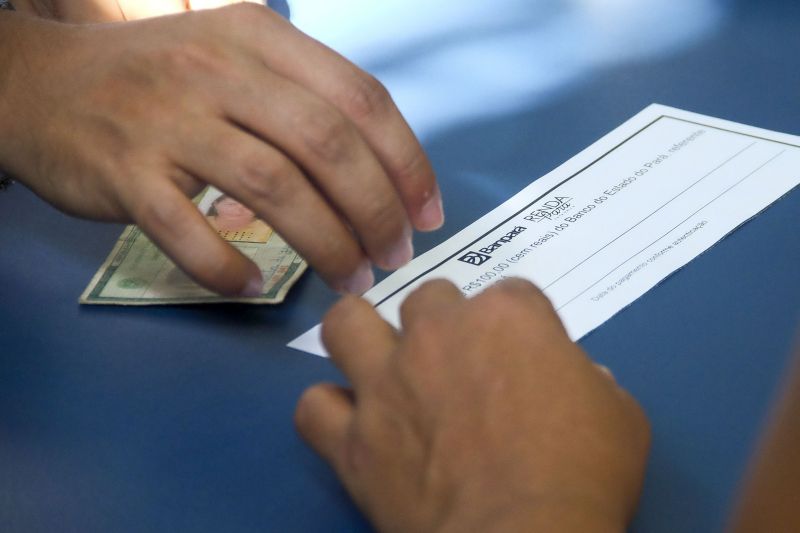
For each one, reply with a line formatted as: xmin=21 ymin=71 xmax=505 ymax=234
xmin=79 ymin=225 xmax=308 ymax=305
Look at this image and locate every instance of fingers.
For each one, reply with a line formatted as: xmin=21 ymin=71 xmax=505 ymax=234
xmin=595 ymin=364 xmax=616 ymax=383
xmin=126 ymin=179 xmax=263 ymax=296
xmin=217 ymin=4 xmax=443 ymax=232
xmin=479 ymin=277 xmax=566 ymax=332
xmin=322 ymin=296 xmax=398 ymax=387
xmin=221 ymin=65 xmax=414 ymax=271
xmin=399 ymin=279 xmax=465 ymax=331
xmin=593 ymin=364 xmax=640 ymax=408
xmin=294 ymin=383 xmax=354 ymax=472
xmin=175 ymin=120 xmax=374 ymax=293
xmin=487 ymin=277 xmax=557 ymax=310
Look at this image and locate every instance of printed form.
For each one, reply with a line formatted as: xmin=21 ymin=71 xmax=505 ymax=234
xmin=291 ymin=105 xmax=800 ymax=357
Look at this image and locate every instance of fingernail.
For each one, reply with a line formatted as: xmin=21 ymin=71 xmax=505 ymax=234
xmin=416 ymin=189 xmax=444 ymax=231
xmin=241 ymin=274 xmax=264 ymax=297
xmin=382 ymin=236 xmax=414 ymax=270
xmin=340 ymin=262 xmax=375 ymax=294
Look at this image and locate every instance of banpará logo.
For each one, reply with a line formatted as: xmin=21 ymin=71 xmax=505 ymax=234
xmin=458 ymin=251 xmax=492 ymax=266
xmin=524 ymin=196 xmax=573 ymax=222
xmin=458 ymin=226 xmax=527 ymax=266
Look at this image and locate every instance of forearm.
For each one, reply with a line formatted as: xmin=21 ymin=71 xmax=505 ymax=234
xmin=439 ymin=493 xmax=623 ymax=533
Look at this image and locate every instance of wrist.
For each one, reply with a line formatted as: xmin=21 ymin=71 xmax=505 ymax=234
xmin=436 ymin=476 xmax=627 ymax=533
xmin=439 ymin=495 xmax=624 ymax=533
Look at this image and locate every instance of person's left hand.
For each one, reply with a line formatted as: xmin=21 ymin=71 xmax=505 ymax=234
xmin=295 ymin=278 xmax=650 ymax=533
xmin=4 ymin=2 xmax=441 ymax=296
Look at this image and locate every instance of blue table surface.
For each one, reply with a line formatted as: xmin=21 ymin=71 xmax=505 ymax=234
xmin=1 ymin=0 xmax=799 ymax=531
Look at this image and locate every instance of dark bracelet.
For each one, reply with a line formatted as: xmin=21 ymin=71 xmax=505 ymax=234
xmin=0 ymin=1 xmax=13 ymax=190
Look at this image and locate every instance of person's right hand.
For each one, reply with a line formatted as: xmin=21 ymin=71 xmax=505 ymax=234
xmin=0 ymin=5 xmax=442 ymax=296
xmin=296 ymin=279 xmax=651 ymax=533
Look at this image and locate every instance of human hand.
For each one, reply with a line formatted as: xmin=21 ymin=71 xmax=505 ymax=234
xmin=0 ymin=5 xmax=441 ymax=296
xmin=295 ymin=279 xmax=650 ymax=533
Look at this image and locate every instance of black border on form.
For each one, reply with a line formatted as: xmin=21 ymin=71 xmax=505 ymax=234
xmin=373 ymin=115 xmax=800 ymax=308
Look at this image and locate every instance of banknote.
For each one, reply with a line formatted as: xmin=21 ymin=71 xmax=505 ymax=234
xmin=80 ymin=187 xmax=307 ymax=305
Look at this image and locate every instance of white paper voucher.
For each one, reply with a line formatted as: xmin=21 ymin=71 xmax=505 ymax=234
xmin=290 ymin=104 xmax=800 ymax=357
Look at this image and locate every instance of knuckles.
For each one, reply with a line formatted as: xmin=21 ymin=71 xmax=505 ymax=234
xmin=485 ymin=278 xmax=559 ymax=322
xmin=322 ymin=295 xmax=368 ymax=347
xmin=215 ymin=1 xmax=275 ymax=29
xmin=400 ymin=279 xmax=559 ymax=355
xmin=237 ymin=154 xmax=299 ymax=209
xmin=299 ymin=108 xmax=355 ymax=165
xmin=391 ymin=148 xmax=434 ymax=194
xmin=133 ymin=191 xmax=188 ymax=238
xmin=87 ymin=41 xmax=230 ymax=121
xmin=492 ymin=277 xmax=544 ymax=300
xmin=405 ymin=315 xmax=450 ymax=351
xmin=168 ymin=167 xmax=205 ymax=197
xmin=340 ymin=72 xmax=393 ymax=123
xmin=358 ymin=194 xmax=408 ymax=244
xmin=326 ymin=293 xmax=369 ymax=323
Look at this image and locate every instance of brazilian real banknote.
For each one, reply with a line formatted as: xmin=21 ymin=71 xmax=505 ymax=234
xmin=80 ymin=187 xmax=307 ymax=305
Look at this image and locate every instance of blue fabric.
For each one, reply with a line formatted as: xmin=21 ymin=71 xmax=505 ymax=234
xmin=1 ymin=1 xmax=798 ymax=531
